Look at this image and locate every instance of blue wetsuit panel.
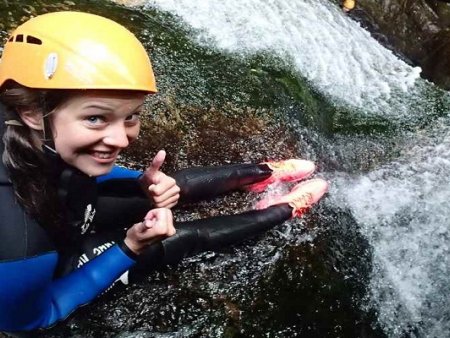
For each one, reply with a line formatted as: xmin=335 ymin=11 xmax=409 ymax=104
xmin=96 ymin=166 xmax=147 ymax=200
xmin=97 ymin=166 xmax=142 ymax=183
xmin=0 ymin=245 xmax=135 ymax=332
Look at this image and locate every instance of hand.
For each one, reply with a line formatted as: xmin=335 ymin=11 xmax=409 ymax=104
xmin=124 ymin=208 xmax=176 ymax=255
xmin=139 ymin=150 xmax=180 ymax=208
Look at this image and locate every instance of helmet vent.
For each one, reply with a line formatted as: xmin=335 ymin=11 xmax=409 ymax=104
xmin=8 ymin=34 xmax=42 ymax=45
xmin=26 ymin=36 xmax=42 ymax=45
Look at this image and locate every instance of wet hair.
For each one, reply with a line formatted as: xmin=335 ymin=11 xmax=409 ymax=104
xmin=0 ymin=82 xmax=72 ymax=242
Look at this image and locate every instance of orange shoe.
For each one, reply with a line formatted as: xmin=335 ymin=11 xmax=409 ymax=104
xmin=256 ymin=178 xmax=328 ymax=218
xmin=245 ymin=159 xmax=316 ymax=192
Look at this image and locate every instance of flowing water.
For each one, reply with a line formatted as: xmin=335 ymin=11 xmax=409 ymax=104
xmin=1 ymin=0 xmax=449 ymax=337
xmin=142 ymin=1 xmax=450 ymax=336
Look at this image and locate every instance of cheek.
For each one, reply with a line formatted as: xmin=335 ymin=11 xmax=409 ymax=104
xmin=53 ymin=127 xmax=87 ymax=156
xmin=127 ymin=125 xmax=140 ymax=142
xmin=53 ymin=136 xmax=76 ymax=157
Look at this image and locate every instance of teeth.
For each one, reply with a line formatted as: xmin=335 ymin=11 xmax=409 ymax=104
xmin=94 ymin=152 xmax=113 ymax=159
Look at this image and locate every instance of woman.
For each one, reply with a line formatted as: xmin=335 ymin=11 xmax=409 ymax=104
xmin=0 ymin=11 xmax=328 ymax=333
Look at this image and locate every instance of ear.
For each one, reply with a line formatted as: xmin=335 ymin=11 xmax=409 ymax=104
xmin=17 ymin=109 xmax=44 ymax=131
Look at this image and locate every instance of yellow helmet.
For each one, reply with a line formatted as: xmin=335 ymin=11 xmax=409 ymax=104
xmin=342 ymin=0 xmax=356 ymax=11
xmin=0 ymin=11 xmax=156 ymax=92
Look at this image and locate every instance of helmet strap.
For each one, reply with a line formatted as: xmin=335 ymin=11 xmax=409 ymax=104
xmin=39 ymin=92 xmax=57 ymax=151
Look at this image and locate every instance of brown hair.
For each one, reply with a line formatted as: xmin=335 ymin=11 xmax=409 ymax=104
xmin=0 ymin=82 xmax=72 ymax=242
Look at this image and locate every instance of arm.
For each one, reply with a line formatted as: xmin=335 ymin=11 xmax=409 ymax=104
xmin=0 ymin=207 xmax=174 ymax=332
xmin=0 ymin=245 xmax=135 ymax=332
xmin=96 ymin=165 xmax=147 ymax=199
xmin=98 ymin=151 xmax=180 ymax=208
xmin=96 ymin=165 xmax=142 ymax=184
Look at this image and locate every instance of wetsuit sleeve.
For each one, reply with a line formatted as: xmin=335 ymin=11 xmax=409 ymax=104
xmin=96 ymin=165 xmax=142 ymax=184
xmin=96 ymin=166 xmax=147 ymax=199
xmin=94 ymin=195 xmax=151 ymax=231
xmin=94 ymin=166 xmax=150 ymax=230
xmin=0 ymin=245 xmax=135 ymax=332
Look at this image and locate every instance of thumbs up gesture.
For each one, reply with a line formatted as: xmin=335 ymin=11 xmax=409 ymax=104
xmin=139 ymin=150 xmax=180 ymax=208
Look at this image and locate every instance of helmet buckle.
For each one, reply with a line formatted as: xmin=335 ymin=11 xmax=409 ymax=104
xmin=44 ymin=53 xmax=58 ymax=79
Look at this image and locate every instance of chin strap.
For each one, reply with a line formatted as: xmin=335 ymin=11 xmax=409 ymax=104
xmin=40 ymin=92 xmax=57 ymax=150
xmin=42 ymin=143 xmax=57 ymax=155
xmin=42 ymin=143 xmax=70 ymax=201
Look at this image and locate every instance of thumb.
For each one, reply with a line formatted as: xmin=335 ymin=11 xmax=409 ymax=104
xmin=150 ymin=150 xmax=166 ymax=174
xmin=142 ymin=150 xmax=166 ymax=185
xmin=136 ymin=211 xmax=157 ymax=232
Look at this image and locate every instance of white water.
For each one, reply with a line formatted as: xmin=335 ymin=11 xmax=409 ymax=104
xmin=332 ymin=120 xmax=450 ymax=337
xmin=143 ymin=1 xmax=450 ymax=337
xmin=145 ymin=0 xmax=422 ymax=116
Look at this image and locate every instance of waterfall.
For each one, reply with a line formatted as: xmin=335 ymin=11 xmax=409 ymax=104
xmin=145 ymin=0 xmax=422 ymax=116
xmin=143 ymin=1 xmax=449 ymax=337
xmin=333 ymin=120 xmax=450 ymax=337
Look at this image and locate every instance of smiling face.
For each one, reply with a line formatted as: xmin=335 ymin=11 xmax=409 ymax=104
xmin=48 ymin=90 xmax=146 ymax=176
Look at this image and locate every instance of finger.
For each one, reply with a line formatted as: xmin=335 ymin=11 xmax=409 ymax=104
xmin=152 ymin=189 xmax=179 ymax=205
xmin=146 ymin=208 xmax=173 ymax=237
xmin=165 ymin=212 xmax=176 ymax=236
xmin=155 ymin=200 xmax=178 ymax=209
xmin=144 ymin=209 xmax=157 ymax=220
xmin=147 ymin=174 xmax=174 ymax=195
xmin=151 ymin=184 xmax=179 ymax=200
xmin=153 ymin=194 xmax=180 ymax=208
xmin=156 ymin=207 xmax=173 ymax=224
xmin=143 ymin=219 xmax=155 ymax=229
xmin=147 ymin=174 xmax=164 ymax=191
xmin=149 ymin=150 xmax=166 ymax=175
xmin=140 ymin=150 xmax=166 ymax=187
xmin=156 ymin=208 xmax=175 ymax=236
xmin=133 ymin=221 xmax=147 ymax=233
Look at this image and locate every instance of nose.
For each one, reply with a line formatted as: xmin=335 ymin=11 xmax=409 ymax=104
xmin=102 ymin=124 xmax=130 ymax=148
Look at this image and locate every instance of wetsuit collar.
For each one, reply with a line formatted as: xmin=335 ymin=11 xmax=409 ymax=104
xmin=42 ymin=143 xmax=65 ymax=174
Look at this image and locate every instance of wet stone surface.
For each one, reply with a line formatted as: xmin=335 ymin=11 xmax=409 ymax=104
xmin=0 ymin=1 xmax=396 ymax=337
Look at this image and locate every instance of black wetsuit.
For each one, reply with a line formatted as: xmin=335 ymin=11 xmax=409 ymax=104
xmin=0 ymin=105 xmax=292 ymax=332
xmin=0 ymin=127 xmax=137 ymax=331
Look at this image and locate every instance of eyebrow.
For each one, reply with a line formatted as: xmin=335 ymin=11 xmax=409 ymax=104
xmin=82 ymin=103 xmax=145 ymax=113
xmin=132 ymin=104 xmax=145 ymax=112
xmin=82 ymin=104 xmax=115 ymax=112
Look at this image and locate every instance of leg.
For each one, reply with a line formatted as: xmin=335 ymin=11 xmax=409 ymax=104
xmin=172 ymin=163 xmax=272 ymax=203
xmin=130 ymin=177 xmax=328 ymax=281
xmin=57 ymin=178 xmax=327 ymax=285
xmin=172 ymin=159 xmax=315 ymax=203
xmin=54 ymin=204 xmax=291 ymax=283
xmin=129 ymin=204 xmax=292 ymax=281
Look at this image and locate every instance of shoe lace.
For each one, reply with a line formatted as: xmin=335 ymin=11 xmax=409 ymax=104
xmin=290 ymin=192 xmax=313 ymax=217
xmin=269 ymin=161 xmax=296 ymax=174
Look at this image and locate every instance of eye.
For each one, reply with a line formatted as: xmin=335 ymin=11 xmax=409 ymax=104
xmin=125 ymin=112 xmax=140 ymax=124
xmin=85 ymin=115 xmax=106 ymax=126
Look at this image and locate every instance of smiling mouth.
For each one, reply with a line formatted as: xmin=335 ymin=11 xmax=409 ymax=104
xmin=90 ymin=151 xmax=117 ymax=161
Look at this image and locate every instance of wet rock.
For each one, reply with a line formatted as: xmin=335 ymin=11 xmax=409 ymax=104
xmin=0 ymin=1 xmax=395 ymax=337
xmin=343 ymin=0 xmax=450 ymax=89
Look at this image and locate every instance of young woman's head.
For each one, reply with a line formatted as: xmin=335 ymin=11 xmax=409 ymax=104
xmin=0 ymin=11 xmax=156 ymax=176
xmin=0 ymin=11 xmax=156 ymax=230
xmin=50 ymin=90 xmax=146 ymax=176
